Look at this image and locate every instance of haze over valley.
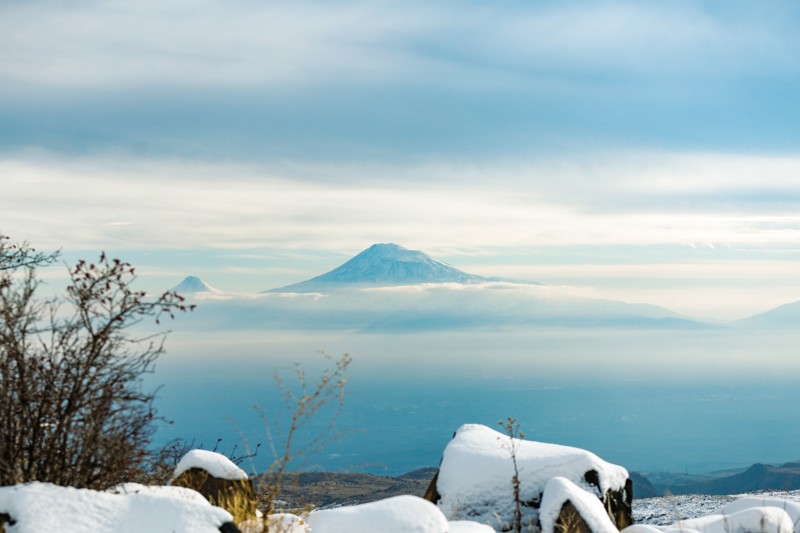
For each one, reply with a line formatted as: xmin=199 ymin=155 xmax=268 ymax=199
xmin=141 ymin=243 xmax=800 ymax=477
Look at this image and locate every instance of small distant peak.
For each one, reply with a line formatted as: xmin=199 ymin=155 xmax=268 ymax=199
xmin=171 ymin=276 xmax=222 ymax=294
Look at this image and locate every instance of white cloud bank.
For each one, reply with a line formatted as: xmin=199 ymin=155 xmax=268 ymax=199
xmin=4 ymin=153 xmax=800 ymax=253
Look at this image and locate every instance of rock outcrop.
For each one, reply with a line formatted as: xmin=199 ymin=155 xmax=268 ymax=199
xmin=424 ymin=424 xmax=632 ymax=532
xmin=171 ymin=450 xmax=257 ymax=524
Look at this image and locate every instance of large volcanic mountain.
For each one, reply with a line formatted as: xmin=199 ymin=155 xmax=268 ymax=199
xmin=266 ymin=243 xmax=513 ymax=293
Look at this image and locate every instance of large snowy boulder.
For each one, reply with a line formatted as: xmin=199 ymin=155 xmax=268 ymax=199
xmin=0 ymin=482 xmax=238 ymax=533
xmin=306 ymin=495 xmax=449 ymax=533
xmin=426 ymin=424 xmax=632 ymax=532
xmin=171 ymin=450 xmax=256 ymax=524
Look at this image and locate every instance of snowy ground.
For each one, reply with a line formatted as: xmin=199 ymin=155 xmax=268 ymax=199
xmin=633 ymin=490 xmax=800 ymax=526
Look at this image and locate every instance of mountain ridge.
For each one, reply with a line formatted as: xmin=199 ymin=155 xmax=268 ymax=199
xmin=738 ymin=299 xmax=800 ymax=327
xmin=643 ymin=460 xmax=800 ymax=496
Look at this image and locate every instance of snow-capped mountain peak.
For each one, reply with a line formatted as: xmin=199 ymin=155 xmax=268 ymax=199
xmin=266 ymin=243 xmax=500 ymax=293
xmin=171 ymin=276 xmax=222 ymax=294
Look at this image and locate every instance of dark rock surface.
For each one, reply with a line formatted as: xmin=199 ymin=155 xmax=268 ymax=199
xmin=630 ymin=472 xmax=659 ymax=498
xmin=171 ymin=467 xmax=257 ymax=523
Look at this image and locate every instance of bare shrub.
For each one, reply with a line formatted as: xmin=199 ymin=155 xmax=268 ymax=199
xmin=256 ymin=353 xmax=351 ymax=517
xmin=499 ymin=416 xmax=526 ymax=533
xmin=0 ymin=235 xmax=190 ymax=488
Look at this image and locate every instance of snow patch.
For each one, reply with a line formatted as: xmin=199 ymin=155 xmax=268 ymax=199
xmin=664 ymin=507 xmax=794 ymax=533
xmin=719 ymin=497 xmax=800 ymax=532
xmin=448 ymin=519 xmax=499 ymax=532
xmin=0 ymin=482 xmax=232 ymax=533
xmin=172 ymin=449 xmax=248 ymax=481
xmin=108 ymin=483 xmax=210 ymax=505
xmin=623 ymin=525 xmax=668 ymax=533
xmin=306 ymin=495 xmax=449 ymax=533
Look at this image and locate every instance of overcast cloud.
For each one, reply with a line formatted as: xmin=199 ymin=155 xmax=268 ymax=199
xmin=2 ymin=1 xmax=800 ymax=159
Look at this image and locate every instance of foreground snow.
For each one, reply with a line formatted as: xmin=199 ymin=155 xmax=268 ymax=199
xmin=307 ymin=495 xmax=449 ymax=533
xmin=662 ymin=507 xmax=793 ymax=533
xmin=633 ymin=490 xmax=800 ymax=526
xmin=4 ymin=441 xmax=800 ymax=533
xmin=0 ymin=482 xmax=233 ymax=533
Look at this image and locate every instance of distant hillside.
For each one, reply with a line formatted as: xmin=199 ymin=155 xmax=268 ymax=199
xmin=630 ymin=472 xmax=658 ymax=498
xmin=739 ymin=300 xmax=800 ymax=327
xmin=648 ymin=462 xmax=800 ymax=495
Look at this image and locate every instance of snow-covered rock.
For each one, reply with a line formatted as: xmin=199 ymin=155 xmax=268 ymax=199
xmin=306 ymin=495 xmax=449 ymax=533
xmin=540 ymin=477 xmax=620 ymax=533
xmin=719 ymin=497 xmax=800 ymax=533
xmin=171 ymin=449 xmax=255 ymax=523
xmin=663 ymin=507 xmax=794 ymax=533
xmin=0 ymin=482 xmax=234 ymax=533
xmin=173 ymin=450 xmax=248 ymax=481
xmin=431 ymin=424 xmax=631 ymax=531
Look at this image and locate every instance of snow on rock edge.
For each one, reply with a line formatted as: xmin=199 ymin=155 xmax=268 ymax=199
xmin=172 ymin=449 xmax=248 ymax=481
xmin=540 ymin=477 xmax=619 ymax=533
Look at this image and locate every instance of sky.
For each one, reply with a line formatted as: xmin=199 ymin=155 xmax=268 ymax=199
xmin=3 ymin=0 xmax=800 ymax=320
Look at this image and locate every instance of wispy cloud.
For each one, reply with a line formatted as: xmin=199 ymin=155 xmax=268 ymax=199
xmin=4 ymin=154 xmax=800 ymax=252
xmin=3 ymin=1 xmax=800 ymax=160
xmin=2 ymin=1 xmax=795 ymax=90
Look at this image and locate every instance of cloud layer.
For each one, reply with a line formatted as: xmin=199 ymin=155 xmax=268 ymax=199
xmin=3 ymin=1 xmax=800 ymax=159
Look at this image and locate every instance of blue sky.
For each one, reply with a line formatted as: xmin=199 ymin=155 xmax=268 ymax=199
xmin=3 ymin=0 xmax=800 ymax=319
